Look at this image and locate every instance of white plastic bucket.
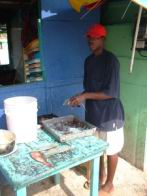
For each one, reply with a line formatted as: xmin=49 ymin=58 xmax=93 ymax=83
xmin=4 ymin=96 xmax=38 ymax=143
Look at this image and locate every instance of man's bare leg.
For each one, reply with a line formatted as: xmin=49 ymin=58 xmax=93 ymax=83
xmin=99 ymin=154 xmax=118 ymax=194
xmin=99 ymin=155 xmax=106 ymax=186
xmin=83 ymin=161 xmax=90 ymax=189
xmin=86 ymin=161 xmax=90 ymax=181
xmin=84 ymin=156 xmax=106 ymax=189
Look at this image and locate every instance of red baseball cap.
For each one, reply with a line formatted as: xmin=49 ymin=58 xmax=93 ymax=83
xmin=86 ymin=24 xmax=107 ymax=38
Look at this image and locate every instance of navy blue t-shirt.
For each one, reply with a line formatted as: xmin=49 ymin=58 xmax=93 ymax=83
xmin=84 ymin=50 xmax=124 ymax=131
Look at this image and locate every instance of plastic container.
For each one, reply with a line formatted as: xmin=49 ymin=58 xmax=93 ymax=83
xmin=4 ymin=96 xmax=38 ymax=143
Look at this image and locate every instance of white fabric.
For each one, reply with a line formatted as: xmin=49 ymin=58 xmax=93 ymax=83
xmin=95 ymin=127 xmax=124 ymax=155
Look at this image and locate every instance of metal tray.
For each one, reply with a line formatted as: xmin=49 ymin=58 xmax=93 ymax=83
xmin=42 ymin=115 xmax=96 ymax=142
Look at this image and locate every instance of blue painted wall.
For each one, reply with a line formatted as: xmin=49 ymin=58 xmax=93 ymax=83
xmin=0 ymin=0 xmax=100 ymax=128
xmin=41 ymin=0 xmax=100 ymax=118
xmin=0 ymin=0 xmax=100 ymax=183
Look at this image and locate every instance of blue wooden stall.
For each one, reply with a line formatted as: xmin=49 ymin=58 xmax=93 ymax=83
xmin=0 ymin=0 xmax=100 ymax=127
xmin=0 ymin=0 xmax=100 ymax=183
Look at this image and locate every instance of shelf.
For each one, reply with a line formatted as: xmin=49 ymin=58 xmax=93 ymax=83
xmin=23 ymin=39 xmax=43 ymax=83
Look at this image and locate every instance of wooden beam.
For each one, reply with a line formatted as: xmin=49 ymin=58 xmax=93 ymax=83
xmin=0 ymin=0 xmax=34 ymax=10
xmin=0 ymin=0 xmax=32 ymax=6
xmin=131 ymin=0 xmax=147 ymax=9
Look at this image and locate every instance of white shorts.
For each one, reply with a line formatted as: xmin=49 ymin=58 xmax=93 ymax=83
xmin=95 ymin=127 xmax=124 ymax=155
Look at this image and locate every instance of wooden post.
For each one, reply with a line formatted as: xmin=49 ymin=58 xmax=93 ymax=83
xmin=54 ymin=173 xmax=60 ymax=185
xmin=16 ymin=187 xmax=26 ymax=196
xmin=90 ymin=157 xmax=100 ymax=196
xmin=129 ymin=6 xmax=143 ymax=73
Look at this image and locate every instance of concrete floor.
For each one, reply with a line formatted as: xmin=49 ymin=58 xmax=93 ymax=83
xmin=1 ymin=158 xmax=147 ymax=196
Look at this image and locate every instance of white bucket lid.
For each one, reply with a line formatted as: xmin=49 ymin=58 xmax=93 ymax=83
xmin=4 ymin=96 xmax=37 ymax=110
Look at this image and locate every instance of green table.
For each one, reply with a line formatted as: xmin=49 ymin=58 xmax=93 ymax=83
xmin=0 ymin=129 xmax=107 ymax=196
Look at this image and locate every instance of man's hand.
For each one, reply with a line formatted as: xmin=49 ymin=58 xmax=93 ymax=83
xmin=68 ymin=91 xmax=111 ymax=107
xmin=69 ymin=93 xmax=85 ymax=107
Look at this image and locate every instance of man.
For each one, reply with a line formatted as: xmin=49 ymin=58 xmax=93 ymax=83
xmin=69 ymin=24 xmax=124 ymax=195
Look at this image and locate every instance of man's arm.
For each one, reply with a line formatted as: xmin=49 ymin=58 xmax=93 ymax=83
xmin=83 ymin=92 xmax=112 ymax=100
xmin=69 ymin=92 xmax=112 ymax=107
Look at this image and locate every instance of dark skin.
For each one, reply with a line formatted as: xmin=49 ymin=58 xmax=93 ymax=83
xmin=69 ymin=36 xmax=118 ymax=195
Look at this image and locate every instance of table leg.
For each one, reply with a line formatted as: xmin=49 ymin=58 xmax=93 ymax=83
xmin=90 ymin=157 xmax=100 ymax=196
xmin=15 ymin=187 xmax=26 ymax=196
xmin=54 ymin=173 xmax=60 ymax=185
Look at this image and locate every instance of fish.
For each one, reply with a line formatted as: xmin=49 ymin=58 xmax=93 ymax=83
xmin=31 ymin=151 xmax=53 ymax=167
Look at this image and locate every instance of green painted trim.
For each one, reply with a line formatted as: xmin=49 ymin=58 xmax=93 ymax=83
xmin=144 ymin=129 xmax=147 ymax=171
xmin=37 ymin=0 xmax=45 ymax=81
xmin=38 ymin=18 xmax=45 ymax=81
